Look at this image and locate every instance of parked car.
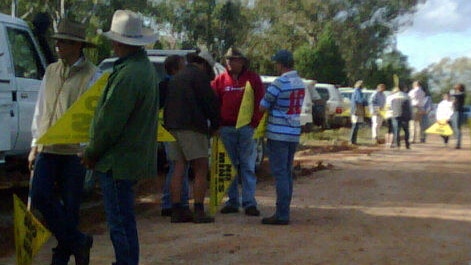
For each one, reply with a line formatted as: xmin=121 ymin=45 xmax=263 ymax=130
xmin=0 ymin=12 xmax=47 ymax=187
xmin=314 ymin=83 xmax=344 ymax=128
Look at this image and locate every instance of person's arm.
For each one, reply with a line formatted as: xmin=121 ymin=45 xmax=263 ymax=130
xmin=196 ymin=73 xmax=220 ymax=133
xmin=84 ymin=73 xmax=140 ymax=164
xmin=28 ymin=76 xmax=47 ymax=170
xmin=251 ymin=74 xmax=265 ymax=127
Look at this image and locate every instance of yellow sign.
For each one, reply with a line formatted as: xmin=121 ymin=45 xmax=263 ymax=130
xmin=36 ymin=73 xmax=110 ymax=145
xmin=14 ymin=194 xmax=51 ymax=265
xmin=209 ymin=136 xmax=237 ymax=216
xmin=37 ymin=74 xmax=174 ymax=144
xmin=157 ymin=110 xmax=175 ymax=142
xmin=235 ymin=81 xmax=254 ymax=129
xmin=425 ymin=121 xmax=453 ymax=136
xmin=253 ymin=112 xmax=267 ymax=139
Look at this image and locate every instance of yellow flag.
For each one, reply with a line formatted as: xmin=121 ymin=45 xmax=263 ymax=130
xmin=37 ymin=73 xmax=174 ymax=144
xmin=36 ymin=73 xmax=110 ymax=145
xmin=425 ymin=121 xmax=453 ymax=136
xmin=14 ymin=194 xmax=51 ymax=265
xmin=253 ymin=112 xmax=267 ymax=139
xmin=156 ymin=110 xmax=175 ymax=142
xmin=235 ymin=81 xmax=254 ymax=129
xmin=209 ymin=136 xmax=237 ymax=216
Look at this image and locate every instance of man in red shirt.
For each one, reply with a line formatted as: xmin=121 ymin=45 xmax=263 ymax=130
xmin=211 ymin=47 xmax=264 ymax=216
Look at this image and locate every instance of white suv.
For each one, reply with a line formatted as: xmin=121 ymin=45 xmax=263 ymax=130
xmin=314 ymin=83 xmax=344 ymax=128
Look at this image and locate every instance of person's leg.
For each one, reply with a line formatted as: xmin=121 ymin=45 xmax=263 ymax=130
xmin=219 ymin=126 xmax=241 ymax=209
xmin=371 ymin=115 xmax=379 ymax=140
xmin=420 ymin=115 xmax=429 ymax=143
xmin=191 ymin=157 xmax=214 ymax=223
xmin=401 ymin=119 xmax=410 ymax=148
xmin=237 ymin=126 xmax=258 ymax=212
xmin=350 ymin=122 xmax=359 ymax=144
xmin=392 ymin=118 xmax=401 ymax=147
xmin=98 ymin=171 xmax=139 ymax=265
xmin=161 ymin=143 xmax=174 ymax=213
xmin=451 ymin=112 xmax=462 ymax=148
xmin=31 ymin=153 xmax=71 ymax=265
xmin=266 ymin=139 xmax=291 ymax=221
xmin=58 ymin=155 xmax=93 ymax=265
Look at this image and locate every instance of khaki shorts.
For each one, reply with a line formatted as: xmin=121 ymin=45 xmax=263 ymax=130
xmin=167 ymin=130 xmax=209 ymax=161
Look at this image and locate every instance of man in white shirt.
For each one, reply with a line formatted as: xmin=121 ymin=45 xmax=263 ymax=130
xmin=408 ymin=80 xmax=426 ymax=143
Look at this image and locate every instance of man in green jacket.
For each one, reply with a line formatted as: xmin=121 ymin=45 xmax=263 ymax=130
xmin=82 ymin=10 xmax=158 ymax=265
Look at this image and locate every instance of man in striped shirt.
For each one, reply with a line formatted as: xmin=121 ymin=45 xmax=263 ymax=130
xmin=259 ymin=50 xmax=305 ymax=225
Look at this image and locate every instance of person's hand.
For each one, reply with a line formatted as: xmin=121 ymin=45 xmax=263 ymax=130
xmin=28 ymin=147 xmax=38 ymax=171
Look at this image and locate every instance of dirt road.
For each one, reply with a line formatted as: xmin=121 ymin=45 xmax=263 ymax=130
xmin=1 ymin=129 xmax=470 ymax=265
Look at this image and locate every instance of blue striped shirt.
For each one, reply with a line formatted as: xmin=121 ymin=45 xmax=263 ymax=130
xmin=260 ymin=71 xmax=305 ymax=142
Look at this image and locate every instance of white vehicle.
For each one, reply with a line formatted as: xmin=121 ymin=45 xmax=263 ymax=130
xmin=314 ymin=83 xmax=344 ymax=128
xmin=0 ymin=13 xmax=46 ymax=168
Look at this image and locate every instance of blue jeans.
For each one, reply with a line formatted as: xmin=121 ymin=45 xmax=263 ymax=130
xmin=266 ymin=139 xmax=298 ymax=221
xmin=420 ymin=114 xmax=429 ymax=142
xmin=451 ymin=111 xmax=463 ymax=148
xmin=96 ymin=170 xmax=139 ymax=265
xmin=220 ymin=126 xmax=257 ymax=209
xmin=161 ymin=143 xmax=190 ymax=210
xmin=31 ymin=153 xmax=87 ymax=263
xmin=350 ymin=122 xmax=361 ymax=144
xmin=392 ymin=117 xmax=410 ymax=147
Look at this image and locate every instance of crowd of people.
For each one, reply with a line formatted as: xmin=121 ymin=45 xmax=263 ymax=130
xmin=27 ymin=9 xmax=308 ymax=265
xmin=349 ymin=80 xmax=467 ymax=149
xmin=25 ymin=8 xmax=469 ymax=265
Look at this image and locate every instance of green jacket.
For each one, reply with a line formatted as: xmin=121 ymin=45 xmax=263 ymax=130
xmin=85 ymin=49 xmax=158 ymax=180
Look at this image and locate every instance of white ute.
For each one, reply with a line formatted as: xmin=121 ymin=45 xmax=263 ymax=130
xmin=0 ymin=12 xmax=46 ymax=186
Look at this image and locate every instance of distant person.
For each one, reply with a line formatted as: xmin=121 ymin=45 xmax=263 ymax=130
xmin=420 ymin=87 xmax=433 ymax=143
xmin=29 ymin=18 xmax=98 ymax=265
xmin=211 ymin=47 xmax=264 ymax=217
xmin=388 ymin=86 xmax=412 ymax=149
xmin=158 ymin=55 xmax=190 ymax=217
xmin=164 ymin=51 xmax=220 ymax=223
xmin=435 ymin=92 xmax=454 ymax=145
xmin=450 ymin=83 xmax=467 ymax=149
xmin=350 ymin=80 xmax=367 ymax=145
xmin=369 ymin=83 xmax=386 ymax=144
xmin=408 ymin=80 xmax=426 ymax=143
xmin=81 ymin=10 xmax=159 ymax=265
xmin=259 ymin=49 xmax=305 ymax=225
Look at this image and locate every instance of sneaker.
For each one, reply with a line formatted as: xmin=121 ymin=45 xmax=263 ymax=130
xmin=220 ymin=205 xmax=239 ymax=214
xmin=171 ymin=207 xmax=193 ymax=223
xmin=73 ymin=234 xmax=93 ymax=265
xmin=244 ymin=206 xmax=260 ymax=216
xmin=193 ymin=209 xmax=215 ymax=223
xmin=161 ymin=208 xmax=172 ymax=217
xmin=261 ymin=215 xmax=289 ymax=225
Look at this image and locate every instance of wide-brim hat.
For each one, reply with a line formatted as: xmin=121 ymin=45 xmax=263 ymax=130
xmin=52 ymin=19 xmax=96 ymax=48
xmin=100 ymin=10 xmax=158 ymax=46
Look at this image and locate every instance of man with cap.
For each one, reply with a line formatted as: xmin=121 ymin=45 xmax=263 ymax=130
xmin=259 ymin=49 xmax=305 ymax=225
xmin=211 ymin=47 xmax=264 ymax=217
xmin=81 ymin=10 xmax=159 ymax=265
xmin=164 ymin=51 xmax=220 ymax=223
xmin=29 ymin=18 xmax=99 ymax=265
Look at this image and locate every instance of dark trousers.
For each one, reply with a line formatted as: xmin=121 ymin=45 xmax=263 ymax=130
xmin=31 ymin=153 xmax=87 ymax=263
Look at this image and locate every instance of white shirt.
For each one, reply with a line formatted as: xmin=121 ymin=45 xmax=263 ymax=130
xmin=408 ymin=86 xmax=426 ymax=107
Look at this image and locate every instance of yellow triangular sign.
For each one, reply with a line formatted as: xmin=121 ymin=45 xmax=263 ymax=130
xmin=157 ymin=110 xmax=175 ymax=142
xmin=14 ymin=194 xmax=52 ymax=265
xmin=235 ymin=81 xmax=254 ymax=129
xmin=253 ymin=112 xmax=267 ymax=139
xmin=36 ymin=73 xmax=110 ymax=145
xmin=425 ymin=121 xmax=453 ymax=136
xmin=209 ymin=136 xmax=237 ymax=216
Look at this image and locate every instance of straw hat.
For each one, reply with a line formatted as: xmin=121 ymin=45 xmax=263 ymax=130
xmin=100 ymin=10 xmax=158 ymax=46
xmin=52 ymin=19 xmax=96 ymax=48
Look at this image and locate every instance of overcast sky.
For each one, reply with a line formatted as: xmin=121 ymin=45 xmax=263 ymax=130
xmin=396 ymin=0 xmax=471 ymax=71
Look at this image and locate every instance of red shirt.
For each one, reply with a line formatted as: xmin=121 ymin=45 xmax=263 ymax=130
xmin=211 ymin=69 xmax=264 ymax=127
